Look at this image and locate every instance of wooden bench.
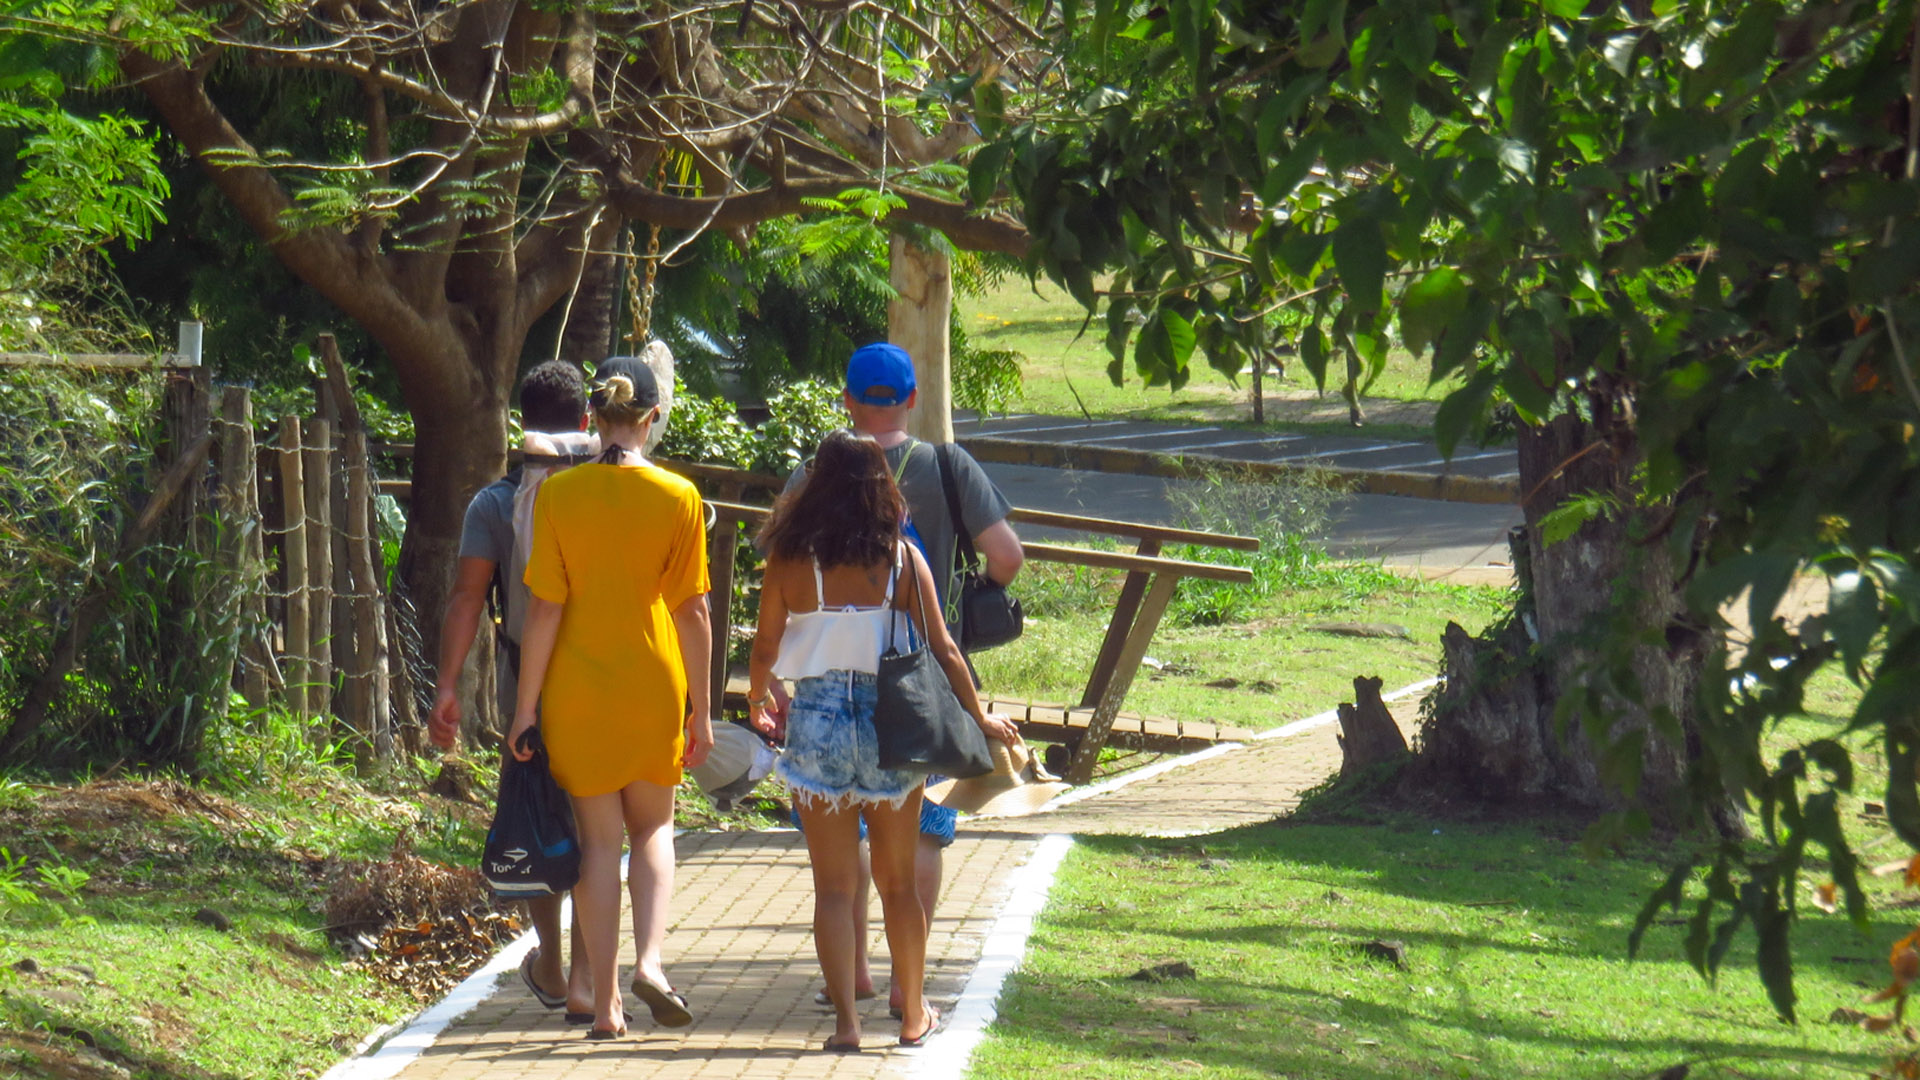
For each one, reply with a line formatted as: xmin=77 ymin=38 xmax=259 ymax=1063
xmin=685 ymin=465 xmax=1257 ymax=785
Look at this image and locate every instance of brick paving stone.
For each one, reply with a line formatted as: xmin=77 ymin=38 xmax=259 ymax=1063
xmin=372 ymin=691 xmax=1414 ymax=1080
xmin=387 ymin=829 xmax=1039 ymax=1080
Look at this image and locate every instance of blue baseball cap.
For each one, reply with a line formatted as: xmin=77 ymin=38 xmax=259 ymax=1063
xmin=845 ymin=342 xmax=916 ymax=406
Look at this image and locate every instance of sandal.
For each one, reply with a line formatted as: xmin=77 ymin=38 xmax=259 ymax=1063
xmin=821 ymin=1036 xmax=862 ymax=1053
xmin=813 ymin=987 xmax=877 ymax=1007
xmin=584 ymin=1025 xmax=625 ymax=1041
xmin=566 ymin=1010 xmax=631 ymax=1026
xmin=631 ymin=975 xmax=694 ymax=1027
xmin=898 ymin=1004 xmax=941 ymax=1048
xmin=518 ymin=949 xmax=566 ymax=1010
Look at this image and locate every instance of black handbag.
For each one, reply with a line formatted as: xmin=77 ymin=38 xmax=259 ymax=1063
xmin=873 ymin=555 xmax=996 ymax=779
xmin=481 ymin=728 xmax=581 ymax=899
xmin=934 ymin=444 xmax=1024 ymax=652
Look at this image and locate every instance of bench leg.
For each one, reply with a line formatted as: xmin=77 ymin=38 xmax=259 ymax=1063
xmin=1064 ymin=572 xmax=1178 ymax=785
xmin=708 ymin=521 xmax=739 ymax=712
xmin=1079 ymin=539 xmax=1161 ymax=708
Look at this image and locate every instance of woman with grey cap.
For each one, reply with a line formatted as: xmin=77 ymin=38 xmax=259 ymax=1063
xmin=509 ymin=357 xmax=713 ymax=1040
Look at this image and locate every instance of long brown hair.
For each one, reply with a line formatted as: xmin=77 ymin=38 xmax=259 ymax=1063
xmin=758 ymin=429 xmax=903 ymax=569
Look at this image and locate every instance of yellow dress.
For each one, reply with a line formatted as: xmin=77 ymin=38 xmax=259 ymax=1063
xmin=523 ymin=462 xmax=709 ymax=796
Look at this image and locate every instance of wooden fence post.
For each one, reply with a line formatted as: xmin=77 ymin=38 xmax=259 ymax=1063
xmin=215 ymin=387 xmax=270 ymax=711
xmin=277 ymin=417 xmax=311 ymax=722
xmin=303 ymin=417 xmax=334 ymax=722
xmin=344 ymin=431 xmax=392 ymax=767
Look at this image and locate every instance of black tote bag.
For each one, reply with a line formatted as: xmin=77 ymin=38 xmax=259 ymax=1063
xmin=482 ymin=728 xmax=581 ymax=899
xmin=873 ymin=553 xmax=995 ymax=780
xmin=934 ymin=444 xmax=1023 ymax=652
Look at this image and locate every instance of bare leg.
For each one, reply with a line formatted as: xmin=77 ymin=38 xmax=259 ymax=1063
xmin=565 ymin=902 xmax=590 ymax=1012
xmin=621 ymin=779 xmax=678 ymax=989
xmin=852 ymin=841 xmax=874 ymax=997
xmin=866 ymin=790 xmax=929 ymax=1042
xmin=570 ymin=790 xmax=629 ymax=1035
xmin=889 ymin=835 xmax=943 ymax=1015
xmin=527 ymin=894 xmax=568 ymax=1000
xmin=798 ymin=797 xmax=865 ymax=1046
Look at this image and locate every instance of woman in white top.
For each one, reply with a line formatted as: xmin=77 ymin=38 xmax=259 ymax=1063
xmin=748 ymin=430 xmax=1016 ymax=1052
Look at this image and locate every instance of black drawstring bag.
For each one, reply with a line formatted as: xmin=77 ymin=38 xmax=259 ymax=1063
xmin=482 ymin=728 xmax=581 ymax=899
xmin=873 ymin=555 xmax=995 ymax=780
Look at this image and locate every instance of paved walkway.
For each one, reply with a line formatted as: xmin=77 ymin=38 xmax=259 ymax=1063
xmin=374 ymin=696 xmax=1425 ymax=1080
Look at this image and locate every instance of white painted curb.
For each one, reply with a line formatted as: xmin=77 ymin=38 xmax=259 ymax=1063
xmin=900 ymin=834 xmax=1075 ymax=1080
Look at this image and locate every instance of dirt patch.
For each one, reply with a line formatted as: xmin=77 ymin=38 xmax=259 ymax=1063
xmin=0 ymin=1033 xmax=137 ymax=1080
xmin=12 ymin=780 xmax=254 ymax=836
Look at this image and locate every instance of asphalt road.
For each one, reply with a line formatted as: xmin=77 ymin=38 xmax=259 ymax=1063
xmin=981 ymin=461 xmax=1522 ymax=573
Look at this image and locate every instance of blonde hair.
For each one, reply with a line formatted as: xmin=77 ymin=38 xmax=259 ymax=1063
xmin=590 ymin=373 xmax=653 ymax=427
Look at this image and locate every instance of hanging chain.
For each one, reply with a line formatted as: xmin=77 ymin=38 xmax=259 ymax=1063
xmin=624 ymin=158 xmax=668 ymax=345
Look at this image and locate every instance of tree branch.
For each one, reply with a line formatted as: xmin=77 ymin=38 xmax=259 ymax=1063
xmin=607 ymin=177 xmax=1027 ymax=255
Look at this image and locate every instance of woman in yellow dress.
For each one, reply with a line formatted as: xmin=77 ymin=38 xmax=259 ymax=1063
xmin=509 ymin=358 xmax=712 ymax=1040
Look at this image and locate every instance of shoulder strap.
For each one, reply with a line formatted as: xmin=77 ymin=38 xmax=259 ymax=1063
xmin=811 ymin=556 xmax=827 ymax=609
xmin=934 ymin=443 xmax=979 ymax=571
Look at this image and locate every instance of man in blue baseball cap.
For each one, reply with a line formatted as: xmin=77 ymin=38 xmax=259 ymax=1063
xmin=775 ymin=339 xmax=1025 ymax=1017
xmin=844 ymin=342 xmax=918 ymax=406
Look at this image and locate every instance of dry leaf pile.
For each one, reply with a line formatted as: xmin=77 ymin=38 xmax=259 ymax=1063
xmin=324 ymin=847 xmax=518 ymax=1002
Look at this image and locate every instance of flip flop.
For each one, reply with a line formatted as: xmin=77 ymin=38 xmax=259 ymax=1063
xmin=519 ymin=949 xmax=566 ymax=1010
xmin=898 ymin=1004 xmax=941 ymax=1048
xmin=813 ymin=988 xmax=877 ymax=1006
xmin=584 ymin=1025 xmax=625 ymax=1041
xmin=566 ymin=1010 xmax=631 ymax=1026
xmin=631 ymin=975 xmax=694 ymax=1027
xmin=821 ymin=1037 xmax=862 ymax=1053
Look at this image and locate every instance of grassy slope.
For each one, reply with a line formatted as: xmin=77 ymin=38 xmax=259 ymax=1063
xmin=0 ymin=757 xmax=488 ymax=1080
xmin=957 ymin=277 xmax=1458 ymax=439
xmin=974 ymin=553 xmax=1510 ymax=735
xmin=970 ymin=670 xmax=1902 ymax=1080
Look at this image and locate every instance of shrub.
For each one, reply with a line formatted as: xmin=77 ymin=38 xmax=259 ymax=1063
xmin=0 ymin=365 xmax=252 ymax=768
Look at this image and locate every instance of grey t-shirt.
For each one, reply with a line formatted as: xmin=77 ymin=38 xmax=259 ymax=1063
xmin=783 ymin=437 xmax=1011 ymax=622
xmin=457 ymin=473 xmax=518 ymax=716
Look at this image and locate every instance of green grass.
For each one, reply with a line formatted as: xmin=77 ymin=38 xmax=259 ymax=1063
xmin=969 ymin=656 xmax=1908 ymax=1079
xmin=957 ymin=277 xmax=1459 ymax=439
xmin=971 ymin=819 xmax=1890 ymax=1080
xmin=974 ymin=542 xmax=1510 ymax=734
xmin=0 ymin=736 xmax=495 ymax=1079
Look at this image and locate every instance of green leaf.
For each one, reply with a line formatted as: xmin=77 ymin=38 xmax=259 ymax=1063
xmin=972 ymin=79 xmax=1007 ymax=141
xmin=1539 ymin=492 xmax=1619 ymax=546
xmin=1537 ymin=0 xmax=1585 ymax=16
xmin=1828 ymin=569 xmax=1882 ymax=676
xmin=1435 ymin=367 xmax=1497 ymax=458
xmin=1162 ymin=309 xmax=1197 ymax=369
xmin=1331 ymin=220 xmax=1386 ymax=316
xmin=1641 ymin=179 xmax=1707 ymax=263
xmin=1300 ymin=324 xmax=1329 ymax=390
xmin=1398 ymin=267 xmax=1467 ymax=357
xmin=967 ymin=141 xmax=1009 ymax=208
xmin=1262 ymin=133 xmax=1325 ymax=205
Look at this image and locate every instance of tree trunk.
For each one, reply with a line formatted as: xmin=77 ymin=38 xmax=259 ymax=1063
xmin=1410 ymin=412 xmax=1704 ymax=823
xmin=560 ymin=250 xmax=619 ymax=366
xmin=1336 ymin=675 xmax=1409 ymax=777
xmin=395 ymin=385 xmax=512 ymax=732
xmin=891 ymin=233 xmax=954 ymax=443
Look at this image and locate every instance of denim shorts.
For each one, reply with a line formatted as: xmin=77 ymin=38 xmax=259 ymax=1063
xmin=775 ymin=671 xmax=921 ymax=808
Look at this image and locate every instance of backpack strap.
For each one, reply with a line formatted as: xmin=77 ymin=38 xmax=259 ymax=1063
xmin=934 ymin=443 xmax=979 ymax=573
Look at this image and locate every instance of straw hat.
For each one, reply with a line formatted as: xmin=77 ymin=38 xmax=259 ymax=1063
xmin=927 ymin=740 xmax=1069 ymax=818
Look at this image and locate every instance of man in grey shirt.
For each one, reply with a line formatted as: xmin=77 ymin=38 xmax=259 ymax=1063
xmin=429 ymin=358 xmax=592 ymax=1017
xmin=782 ymin=341 xmax=1023 ymax=620
xmin=779 ymin=341 xmax=1023 ymax=1015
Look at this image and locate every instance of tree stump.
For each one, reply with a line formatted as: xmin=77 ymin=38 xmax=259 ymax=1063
xmin=1336 ymin=675 xmax=1410 ymax=777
